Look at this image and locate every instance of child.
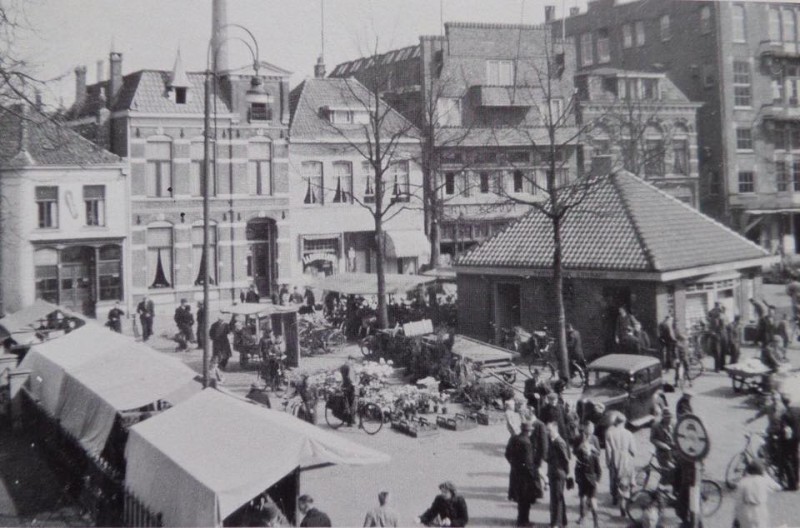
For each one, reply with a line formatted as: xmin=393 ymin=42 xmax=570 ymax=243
xmin=574 ymin=425 xmax=602 ymax=528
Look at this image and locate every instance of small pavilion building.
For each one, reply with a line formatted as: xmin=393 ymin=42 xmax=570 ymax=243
xmin=455 ymin=171 xmax=778 ymax=359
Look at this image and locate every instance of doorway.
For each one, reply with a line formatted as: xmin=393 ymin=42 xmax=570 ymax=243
xmin=246 ymin=219 xmax=276 ymax=297
xmin=494 ymin=282 xmax=521 ymax=337
xmin=59 ymin=246 xmax=96 ymax=316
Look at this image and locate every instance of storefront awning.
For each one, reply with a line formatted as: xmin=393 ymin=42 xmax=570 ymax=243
xmin=304 ymin=272 xmax=436 ymax=296
xmin=384 ymin=230 xmax=431 ymax=259
xmin=745 ymin=208 xmax=800 ymax=215
xmin=125 ymin=389 xmax=389 ymax=528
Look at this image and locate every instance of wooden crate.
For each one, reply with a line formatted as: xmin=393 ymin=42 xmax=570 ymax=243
xmin=390 ymin=416 xmax=439 ymax=438
xmin=436 ymin=413 xmax=478 ymax=432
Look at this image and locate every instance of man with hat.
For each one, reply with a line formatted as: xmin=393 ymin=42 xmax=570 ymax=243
xmin=540 ymin=391 xmax=567 ymax=440
xmin=505 ymin=418 xmax=539 ymax=526
xmin=650 ymin=408 xmax=675 ymax=486
xmin=174 ymin=298 xmax=195 ymax=351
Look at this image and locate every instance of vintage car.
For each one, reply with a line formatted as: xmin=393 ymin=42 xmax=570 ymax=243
xmin=576 ymin=354 xmax=664 ymax=439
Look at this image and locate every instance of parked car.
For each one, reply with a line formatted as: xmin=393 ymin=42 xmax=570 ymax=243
xmin=576 ymin=354 xmax=664 ymax=443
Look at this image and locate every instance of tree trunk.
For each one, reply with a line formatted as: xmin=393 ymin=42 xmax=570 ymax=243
xmin=552 ymin=213 xmax=569 ymax=380
xmin=374 ymin=223 xmax=389 ymax=329
xmin=429 ymin=218 xmax=441 ymax=269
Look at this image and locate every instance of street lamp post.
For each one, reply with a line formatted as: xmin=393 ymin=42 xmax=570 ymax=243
xmin=202 ymin=25 xmax=265 ymax=387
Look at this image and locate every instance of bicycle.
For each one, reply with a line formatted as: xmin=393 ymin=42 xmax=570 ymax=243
xmin=627 ymin=457 xmax=722 ymax=524
xmin=324 ymin=389 xmax=384 ymax=435
xmin=725 ymin=430 xmax=787 ymax=490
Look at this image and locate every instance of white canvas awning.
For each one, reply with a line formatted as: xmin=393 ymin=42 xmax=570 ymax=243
xmin=125 ymin=389 xmax=389 ymax=527
xmin=304 ymin=272 xmax=435 ymax=296
xmin=0 ymin=299 xmax=68 ymax=343
xmin=20 ymin=323 xmax=201 ymax=455
xmin=384 ymin=230 xmax=431 ymax=259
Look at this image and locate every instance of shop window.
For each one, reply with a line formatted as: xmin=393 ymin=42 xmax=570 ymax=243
xmin=147 ymin=225 xmax=173 ymax=289
xmin=83 ymin=185 xmax=105 ymax=226
xmin=192 ymin=225 xmax=217 ymax=286
xmin=34 ymin=248 xmax=59 ymax=303
xmin=248 ymin=141 xmax=272 ymax=196
xmin=98 ymin=244 xmax=122 ymax=301
xmin=36 ymin=186 xmax=58 ymax=228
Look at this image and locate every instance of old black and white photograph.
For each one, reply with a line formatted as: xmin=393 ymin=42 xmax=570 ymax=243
xmin=1 ymin=0 xmax=799 ymax=526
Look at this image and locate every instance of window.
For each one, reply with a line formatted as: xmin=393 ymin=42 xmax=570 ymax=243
xmin=331 ymin=161 xmax=353 ymax=203
xmin=700 ymin=6 xmax=712 ymax=34
xmin=249 ymin=101 xmax=272 ymax=121
xmin=770 ymin=8 xmax=782 ymax=42
xmin=513 ymin=170 xmax=525 ymax=193
xmin=784 ymin=9 xmax=797 ymax=43
xmin=459 ymin=172 xmax=471 ymax=197
xmin=702 ymin=65 xmax=715 ymax=88
xmin=436 ymin=98 xmax=461 ymax=127
xmin=248 ymin=141 xmax=272 ymax=196
xmin=580 ymin=33 xmax=593 ymax=66
xmin=441 ymin=151 xmax=463 ymax=165
xmin=642 ymin=78 xmax=659 ymax=100
xmin=486 ymin=60 xmax=514 ymax=85
xmin=83 ymin=185 xmax=105 ymax=226
xmin=362 ymin=161 xmax=375 ymax=203
xmin=330 ymin=110 xmax=353 ymax=124
xmin=635 ymin=21 xmax=646 ymax=46
xmin=36 ymin=186 xmax=58 ymax=228
xmin=445 ymin=172 xmax=456 ymax=195
xmin=773 ymin=74 xmax=786 ymax=103
xmin=709 ymin=171 xmax=722 ymax=196
xmin=192 ymin=225 xmax=217 ymax=286
xmin=479 ymin=172 xmax=490 ymax=193
xmin=147 ymin=226 xmax=173 ymax=289
xmin=673 ymin=139 xmax=689 ymax=175
xmin=508 ymin=151 xmax=530 ymax=164
xmin=660 ymin=15 xmax=671 ymax=41
xmin=597 ymin=29 xmax=610 ymax=63
xmin=175 ymin=87 xmax=187 ymax=105
xmin=302 ymin=161 xmax=323 ymax=205
xmin=98 ymin=245 xmax=122 ymax=301
xmin=736 ymin=128 xmax=753 ymax=150
xmin=145 ymin=141 xmax=172 ymax=197
xmin=476 ymin=151 xmax=498 ymax=164
xmin=645 ymin=139 xmax=665 ymax=176
xmin=731 ymin=4 xmax=746 ymax=42
xmin=794 ymin=161 xmax=800 ymax=192
xmin=34 ymin=249 xmax=59 ymax=303
xmin=189 ymin=141 xmax=211 ymax=197
xmin=733 ymin=61 xmax=751 ymax=107
xmin=390 ymin=161 xmax=410 ymax=201
xmin=738 ymin=171 xmax=754 ymax=193
xmin=777 ymin=160 xmax=789 ymax=192
xmin=494 ymin=171 xmax=505 ymax=194
xmin=622 ymin=24 xmax=633 ymax=49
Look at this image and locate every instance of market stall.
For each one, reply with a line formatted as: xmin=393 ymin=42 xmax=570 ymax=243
xmin=0 ymin=299 xmax=85 ymax=357
xmin=304 ymin=272 xmax=436 ymax=296
xmin=124 ymin=388 xmax=389 ymax=527
xmin=221 ymin=302 xmax=300 ymax=368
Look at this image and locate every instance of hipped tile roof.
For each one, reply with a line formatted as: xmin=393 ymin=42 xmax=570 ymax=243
xmin=457 ymin=171 xmax=769 ymax=273
xmin=0 ymin=107 xmax=121 ymax=167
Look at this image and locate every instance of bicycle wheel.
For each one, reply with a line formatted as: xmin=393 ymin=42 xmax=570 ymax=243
xmin=360 ymin=402 xmax=384 ymax=435
xmin=699 ymin=479 xmax=722 ymax=517
xmin=634 ymin=467 xmax=650 ymax=489
xmin=626 ymin=490 xmax=657 ymax=524
xmin=686 ymin=355 xmax=705 ymax=381
xmin=327 ymin=329 xmax=347 ymax=350
xmin=765 ymin=458 xmax=788 ymax=489
xmin=568 ymin=365 xmax=585 ymax=389
xmin=725 ymin=453 xmax=748 ymax=490
xmin=325 ymin=401 xmax=344 ymax=429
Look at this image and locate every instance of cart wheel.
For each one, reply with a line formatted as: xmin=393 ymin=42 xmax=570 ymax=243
xmin=699 ymin=479 xmax=722 ymax=517
xmin=501 ymin=370 xmax=517 ymax=384
xmin=626 ymin=490 xmax=656 ymax=524
xmin=360 ymin=403 xmax=384 ymax=435
xmin=725 ymin=452 xmax=747 ymax=490
xmin=325 ymin=402 xmax=344 ymax=429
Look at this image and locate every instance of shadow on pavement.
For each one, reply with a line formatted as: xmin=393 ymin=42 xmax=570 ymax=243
xmin=457 ymin=485 xmax=509 ymax=502
xmin=459 ymin=441 xmax=505 ymax=457
xmin=700 ymin=386 xmax=736 ymax=399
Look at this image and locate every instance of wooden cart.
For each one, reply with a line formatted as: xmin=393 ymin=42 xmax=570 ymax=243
xmin=448 ymin=335 xmax=520 ymax=384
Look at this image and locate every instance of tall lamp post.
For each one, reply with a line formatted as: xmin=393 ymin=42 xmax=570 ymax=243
xmin=202 ymin=25 xmax=266 ymax=387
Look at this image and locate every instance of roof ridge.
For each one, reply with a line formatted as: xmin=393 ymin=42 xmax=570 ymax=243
xmin=612 ymin=172 xmax=659 ymax=271
xmin=616 ymin=170 xmax=769 ymax=258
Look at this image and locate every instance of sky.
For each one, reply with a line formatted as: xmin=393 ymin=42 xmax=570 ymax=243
xmin=13 ymin=0 xmax=588 ymax=108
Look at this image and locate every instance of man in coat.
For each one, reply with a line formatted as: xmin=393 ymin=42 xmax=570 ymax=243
xmin=209 ymin=316 xmax=232 ymax=369
xmin=505 ymin=420 xmax=539 ymax=526
xmin=196 ymin=301 xmax=206 ymax=351
xmin=605 ymin=412 xmax=636 ymax=516
xmin=547 ymin=419 xmax=571 ymax=528
xmin=136 ymin=296 xmax=155 ymax=341
xmin=566 ymin=323 xmax=585 ymax=371
xmin=174 ymin=299 xmax=195 ymax=350
xmin=244 ymin=284 xmax=260 ymax=304
xmin=298 ymin=495 xmax=331 ymax=527
xmin=106 ymin=302 xmax=124 ymax=333
xmin=658 ymin=314 xmax=677 ymax=370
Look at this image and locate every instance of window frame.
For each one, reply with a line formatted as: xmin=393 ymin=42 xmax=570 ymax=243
xmin=660 ymin=15 xmax=671 ymax=42
xmin=331 ymin=161 xmax=353 ymax=204
xmin=83 ymin=185 xmax=106 ymax=227
xmin=736 ymin=127 xmax=754 ymax=151
xmin=733 ymin=61 xmax=752 ymax=108
xmin=486 ymin=59 xmax=515 ymax=85
xmin=147 ymin=225 xmax=174 ymax=289
xmin=635 ymin=21 xmax=646 ymax=46
xmin=596 ymin=29 xmax=610 ymax=63
xmin=737 ymin=171 xmax=755 ymax=194
xmin=35 ymin=186 xmax=59 ymax=229
xmin=247 ymin=141 xmax=272 ymax=197
xmin=580 ymin=33 xmax=594 ymax=67
xmin=361 ymin=161 xmax=375 ymax=203
xmin=145 ymin=141 xmax=173 ymax=198
xmin=301 ymin=161 xmax=324 ymax=205
xmin=731 ymin=4 xmax=746 ymax=43
xmin=622 ymin=24 xmax=633 ymax=49
xmin=777 ymin=160 xmax=789 ymax=192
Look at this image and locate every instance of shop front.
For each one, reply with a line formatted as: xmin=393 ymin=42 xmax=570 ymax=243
xmin=301 ymin=235 xmax=341 ymax=278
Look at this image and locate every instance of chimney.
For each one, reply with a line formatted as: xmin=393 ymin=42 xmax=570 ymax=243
xmin=211 ymin=0 xmax=229 ymax=72
xmin=108 ymin=51 xmax=123 ymax=107
xmin=75 ymin=65 xmax=87 ymax=106
xmin=545 ymin=5 xmax=555 ymax=23
xmin=96 ymin=60 xmax=104 ymax=83
xmin=570 ymin=7 xmax=580 ymax=16
xmin=314 ymin=56 xmax=326 ymax=78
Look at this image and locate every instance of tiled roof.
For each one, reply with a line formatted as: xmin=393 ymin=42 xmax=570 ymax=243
xmin=457 ymin=171 xmax=769 ymax=273
xmin=289 ymin=77 xmax=418 ymax=141
xmin=0 ymin=107 xmax=121 ymax=167
xmin=330 ymin=45 xmax=421 ymax=77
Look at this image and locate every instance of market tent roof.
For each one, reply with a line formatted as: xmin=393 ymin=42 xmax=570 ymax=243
xmin=219 ymin=302 xmax=298 ymax=316
xmin=20 ymin=323 xmax=201 ymax=456
xmin=304 ymin=272 xmax=435 ymax=295
xmin=0 ymin=300 xmax=70 ymax=343
xmin=384 ymin=230 xmax=431 ymax=259
xmin=125 ymin=389 xmax=390 ymax=527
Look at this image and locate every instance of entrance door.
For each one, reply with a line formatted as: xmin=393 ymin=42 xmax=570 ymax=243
xmin=246 ymin=219 xmax=275 ymax=297
xmin=59 ymin=246 xmax=96 ymax=316
xmin=495 ymin=283 xmax=521 ymax=337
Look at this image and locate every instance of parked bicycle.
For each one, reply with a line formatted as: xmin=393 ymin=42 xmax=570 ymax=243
xmin=324 ymin=388 xmax=384 ymax=435
xmin=298 ymin=318 xmax=347 ymax=356
xmin=725 ymin=430 xmax=787 ymax=490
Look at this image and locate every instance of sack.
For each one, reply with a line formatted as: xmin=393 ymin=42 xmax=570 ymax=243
xmin=566 ymin=477 xmax=575 ymax=490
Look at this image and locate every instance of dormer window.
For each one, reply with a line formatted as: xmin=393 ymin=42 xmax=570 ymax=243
xmin=328 ymin=109 xmax=369 ymax=124
xmin=175 ymin=87 xmax=187 ymax=105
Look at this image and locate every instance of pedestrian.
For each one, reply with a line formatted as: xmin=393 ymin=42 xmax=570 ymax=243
xmin=546 ymin=419 xmax=570 ymax=528
xmin=106 ymin=302 xmax=124 ymax=333
xmin=209 ymin=315 xmax=232 ymax=369
xmin=340 ymin=364 xmax=357 ymax=427
xmin=523 ymin=369 xmax=548 ymax=416
xmin=728 ymin=315 xmax=742 ymax=365
xmin=676 ymin=389 xmax=694 ymax=418
xmin=779 ymin=395 xmax=799 ymax=491
xmin=505 ymin=399 xmax=521 ymax=437
xmin=615 ymin=306 xmax=635 ymax=346
xmin=304 ymin=286 xmax=316 ymax=310
xmin=650 ymin=409 xmax=675 ymax=486
xmin=658 ymin=314 xmax=677 ymax=370
xmin=279 ymin=283 xmax=290 ymax=305
xmin=416 ymin=481 xmax=468 ymax=527
xmin=574 ymin=426 xmax=602 ymax=528
xmin=136 ymin=295 xmax=155 ymax=341
xmin=298 ymin=495 xmax=331 ymax=527
xmin=651 ymin=389 xmax=668 ymax=420
xmin=245 ymin=284 xmax=260 ymax=304
xmin=363 ymin=491 xmax=399 ymax=527
xmin=540 ymin=392 xmax=566 ymax=440
xmin=733 ymin=460 xmax=783 ymax=528
xmin=604 ymin=412 xmax=636 ymax=516
xmin=529 ymin=408 xmax=548 ymax=500
xmin=505 ymin=419 xmax=539 ymax=527
xmin=196 ymin=301 xmax=206 ymax=351
xmin=173 ymin=298 xmax=195 ymax=350
xmin=708 ymin=302 xmax=725 ymax=372
xmin=291 ymin=286 xmax=304 ymax=304
xmin=566 ymin=323 xmax=585 ymax=371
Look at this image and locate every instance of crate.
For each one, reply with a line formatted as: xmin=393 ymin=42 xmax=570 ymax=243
xmin=436 ymin=413 xmax=478 ymax=432
xmin=390 ymin=416 xmax=439 ymax=438
xmin=474 ymin=410 xmax=504 ymax=426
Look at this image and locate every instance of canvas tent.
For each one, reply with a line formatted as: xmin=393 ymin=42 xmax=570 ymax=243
xmin=125 ymin=389 xmax=390 ymax=527
xmin=0 ymin=299 xmax=82 ymax=345
xmin=304 ymin=272 xmax=435 ymax=296
xmin=20 ymin=323 xmax=200 ymax=456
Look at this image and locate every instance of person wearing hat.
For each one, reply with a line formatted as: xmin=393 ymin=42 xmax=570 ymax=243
xmin=209 ymin=315 xmax=232 ymax=369
xmin=650 ymin=408 xmax=675 ymax=486
xmin=174 ymin=298 xmax=195 ymax=351
xmin=676 ymin=389 xmax=694 ymax=418
xmin=505 ymin=419 xmax=539 ymax=526
xmin=540 ymin=392 xmax=567 ymax=440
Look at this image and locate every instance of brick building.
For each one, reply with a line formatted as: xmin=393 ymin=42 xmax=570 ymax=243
xmin=66 ymin=50 xmax=293 ymax=310
xmin=455 ymin=172 xmax=775 ymax=359
xmin=0 ymin=107 xmax=128 ymax=316
xmin=558 ymin=0 xmax=800 ymax=255
xmin=331 ymin=21 xmax=581 ymax=261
